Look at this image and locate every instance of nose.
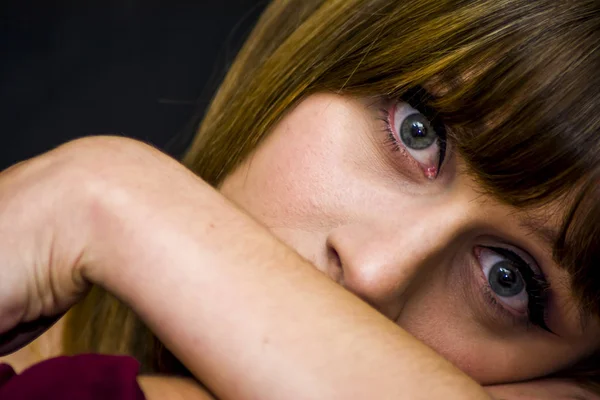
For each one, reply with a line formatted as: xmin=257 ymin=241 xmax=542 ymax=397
xmin=325 ymin=199 xmax=471 ymax=321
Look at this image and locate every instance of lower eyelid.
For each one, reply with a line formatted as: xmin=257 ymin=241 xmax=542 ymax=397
xmin=386 ymin=101 xmax=450 ymax=180
xmin=480 ymin=283 xmax=530 ymax=330
xmin=472 ymin=250 xmax=532 ymax=331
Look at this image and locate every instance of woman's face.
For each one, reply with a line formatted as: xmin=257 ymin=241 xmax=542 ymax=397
xmin=219 ymin=93 xmax=600 ymax=384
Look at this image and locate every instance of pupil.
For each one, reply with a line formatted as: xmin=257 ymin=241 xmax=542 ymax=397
xmin=488 ymin=262 xmax=524 ymax=297
xmin=411 ymin=122 xmax=427 ymax=138
xmin=497 ymin=267 xmax=517 ymax=288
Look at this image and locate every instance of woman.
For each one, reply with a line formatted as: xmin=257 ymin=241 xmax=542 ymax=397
xmin=2 ymin=0 xmax=600 ymax=397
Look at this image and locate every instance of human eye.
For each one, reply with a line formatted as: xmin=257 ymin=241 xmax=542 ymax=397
xmin=475 ymin=246 xmax=553 ymax=333
xmin=380 ymin=92 xmax=448 ymax=179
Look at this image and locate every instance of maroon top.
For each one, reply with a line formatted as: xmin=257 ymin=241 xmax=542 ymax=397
xmin=0 ymin=354 xmax=146 ymax=399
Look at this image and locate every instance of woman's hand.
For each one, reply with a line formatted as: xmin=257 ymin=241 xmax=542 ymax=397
xmin=0 ymin=135 xmax=209 ymax=354
xmin=0 ymin=141 xmax=96 ymax=354
xmin=0 ymin=135 xmax=218 ymax=355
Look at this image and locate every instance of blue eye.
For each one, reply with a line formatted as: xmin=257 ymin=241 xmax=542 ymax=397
xmin=477 ymin=246 xmax=552 ymax=333
xmin=488 ymin=262 xmax=525 ymax=297
xmin=480 ymin=249 xmax=528 ymax=311
xmin=399 ymin=113 xmax=437 ymax=150
xmin=386 ymin=102 xmax=446 ymax=179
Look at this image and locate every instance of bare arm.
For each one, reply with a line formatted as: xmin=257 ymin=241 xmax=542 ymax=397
xmin=2 ymin=136 xmax=595 ymax=400
xmin=138 ymin=376 xmax=215 ymax=400
xmin=72 ymin=136 xmax=489 ymax=400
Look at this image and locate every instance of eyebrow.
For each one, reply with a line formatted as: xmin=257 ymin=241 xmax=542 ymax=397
xmin=519 ymin=218 xmax=594 ymax=333
xmin=520 ymin=219 xmax=559 ymax=250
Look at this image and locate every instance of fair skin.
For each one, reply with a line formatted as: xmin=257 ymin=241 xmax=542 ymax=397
xmin=219 ymin=93 xmax=600 ymax=383
xmin=138 ymin=376 xmax=215 ymax=400
xmin=0 ymin=90 xmax=599 ymax=397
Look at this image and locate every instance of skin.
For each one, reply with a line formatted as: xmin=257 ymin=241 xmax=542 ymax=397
xmin=138 ymin=377 xmax=215 ymax=400
xmin=486 ymin=379 xmax=600 ymax=400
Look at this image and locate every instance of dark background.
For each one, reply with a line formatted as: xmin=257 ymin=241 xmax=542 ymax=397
xmin=1 ymin=0 xmax=267 ymax=170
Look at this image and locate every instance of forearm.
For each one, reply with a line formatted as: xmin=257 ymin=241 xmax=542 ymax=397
xmin=138 ymin=376 xmax=215 ymax=400
xmin=80 ymin=138 xmax=489 ymax=400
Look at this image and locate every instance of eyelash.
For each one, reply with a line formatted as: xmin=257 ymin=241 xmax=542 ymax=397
xmin=378 ymin=91 xmax=448 ymax=178
xmin=375 ymin=91 xmax=553 ymax=333
xmin=481 ymin=246 xmax=552 ymax=333
xmin=379 ymin=108 xmax=403 ymax=151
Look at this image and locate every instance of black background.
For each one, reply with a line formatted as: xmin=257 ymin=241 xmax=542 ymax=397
xmin=1 ymin=0 xmax=266 ymax=170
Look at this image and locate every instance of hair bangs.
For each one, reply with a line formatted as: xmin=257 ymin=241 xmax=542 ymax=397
xmin=320 ymin=0 xmax=600 ymax=316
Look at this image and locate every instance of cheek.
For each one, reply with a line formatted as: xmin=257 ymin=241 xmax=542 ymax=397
xmin=221 ymin=121 xmax=334 ymax=227
xmin=220 ymin=95 xmax=368 ymax=230
xmin=396 ymin=278 xmax=486 ymax=376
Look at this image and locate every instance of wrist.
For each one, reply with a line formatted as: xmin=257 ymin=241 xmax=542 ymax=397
xmin=68 ymin=136 xmax=220 ymax=295
xmin=42 ymin=135 xmax=170 ymax=292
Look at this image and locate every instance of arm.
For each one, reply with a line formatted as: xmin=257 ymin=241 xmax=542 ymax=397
xmin=76 ymin=136 xmax=489 ymax=400
xmin=138 ymin=376 xmax=215 ymax=400
xmin=0 ymin=136 xmax=488 ymax=399
xmin=1 ymin=136 xmax=592 ymax=400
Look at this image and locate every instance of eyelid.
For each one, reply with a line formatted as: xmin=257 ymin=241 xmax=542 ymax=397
xmin=485 ymin=242 xmax=542 ymax=276
xmin=386 ymin=101 xmax=447 ymax=179
xmin=473 ymin=247 xmax=532 ymax=328
xmin=479 ymin=278 xmax=533 ymax=331
xmin=477 ymin=247 xmax=529 ymax=313
xmin=474 ymin=242 xmax=553 ymax=333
